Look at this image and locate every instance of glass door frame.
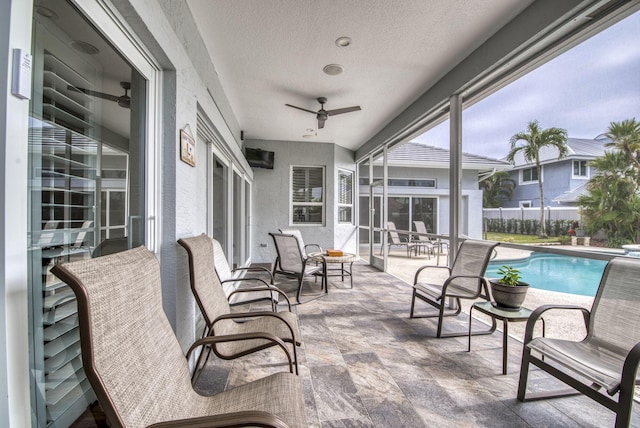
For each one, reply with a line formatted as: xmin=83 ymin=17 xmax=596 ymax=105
xmin=369 ymin=179 xmax=385 ymax=271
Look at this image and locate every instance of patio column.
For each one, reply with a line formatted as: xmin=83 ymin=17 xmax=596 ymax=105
xmin=449 ymin=93 xmax=462 ymax=258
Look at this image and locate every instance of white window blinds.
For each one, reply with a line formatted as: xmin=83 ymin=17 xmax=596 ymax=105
xmin=338 ymin=169 xmax=353 ymax=223
xmin=291 ymin=166 xmax=324 ymax=224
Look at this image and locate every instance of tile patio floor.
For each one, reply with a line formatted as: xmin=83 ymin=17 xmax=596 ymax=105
xmin=195 ymin=260 xmax=640 ymax=428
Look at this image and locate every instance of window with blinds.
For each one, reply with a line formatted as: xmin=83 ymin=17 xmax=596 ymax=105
xmin=291 ymin=166 xmax=324 ymax=224
xmin=338 ymin=169 xmax=353 ymax=223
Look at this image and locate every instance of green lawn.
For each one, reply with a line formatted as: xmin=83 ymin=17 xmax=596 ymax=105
xmin=485 ymin=232 xmax=564 ymax=244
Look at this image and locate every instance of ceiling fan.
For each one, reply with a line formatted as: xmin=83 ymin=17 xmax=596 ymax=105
xmin=285 ymin=97 xmax=360 ymax=129
xmin=67 ymin=81 xmax=131 ymax=109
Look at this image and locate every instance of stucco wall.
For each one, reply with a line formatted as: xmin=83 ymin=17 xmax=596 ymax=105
xmin=359 ymin=166 xmax=483 ymax=238
xmin=115 ymin=0 xmax=250 ymax=353
xmin=244 ymin=139 xmax=358 ymax=263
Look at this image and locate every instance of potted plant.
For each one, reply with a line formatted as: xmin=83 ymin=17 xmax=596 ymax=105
xmin=570 ymin=221 xmax=586 ymax=237
xmin=489 ymin=265 xmax=529 ymax=310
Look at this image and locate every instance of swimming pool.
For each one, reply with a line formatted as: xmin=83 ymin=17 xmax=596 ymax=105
xmin=485 ymin=252 xmax=607 ymax=297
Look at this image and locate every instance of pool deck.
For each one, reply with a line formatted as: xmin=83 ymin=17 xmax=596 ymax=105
xmin=371 ymin=244 xmax=626 ymax=343
xmin=489 ymin=245 xmax=624 ymax=341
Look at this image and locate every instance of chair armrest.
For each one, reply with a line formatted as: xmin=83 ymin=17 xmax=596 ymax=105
xmin=213 ymin=312 xmax=299 ymax=344
xmin=228 ymin=285 xmax=292 ymax=311
xmin=232 ymin=266 xmax=275 ymax=284
xmin=413 ymin=265 xmax=451 ymax=285
xmin=147 ymin=410 xmax=290 ymax=428
xmin=441 ymin=274 xmax=489 ymax=299
xmin=524 ymin=304 xmax=590 ymax=344
xmin=619 ymin=341 xmax=640 ymax=396
xmin=305 ymin=244 xmax=323 ymax=254
xmin=186 ymin=331 xmax=294 ymax=373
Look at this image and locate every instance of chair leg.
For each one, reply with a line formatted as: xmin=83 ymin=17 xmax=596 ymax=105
xmin=292 ymin=343 xmax=299 ymax=375
xmin=410 ymin=290 xmax=416 ymax=318
xmin=295 ymin=275 xmax=303 ymax=303
xmin=436 ymin=303 xmax=447 ymax=338
xmin=517 ymin=346 xmax=532 ymax=401
xmin=615 ymin=373 xmax=636 ymax=428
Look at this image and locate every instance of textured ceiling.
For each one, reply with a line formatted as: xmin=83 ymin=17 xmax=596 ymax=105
xmin=187 ymin=0 xmax=533 ymax=151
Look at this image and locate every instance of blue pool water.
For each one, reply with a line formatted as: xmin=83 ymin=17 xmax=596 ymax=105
xmin=485 ymin=252 xmax=607 ymax=297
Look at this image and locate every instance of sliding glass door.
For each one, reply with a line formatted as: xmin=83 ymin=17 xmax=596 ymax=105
xmin=28 ymin=2 xmax=148 ymax=425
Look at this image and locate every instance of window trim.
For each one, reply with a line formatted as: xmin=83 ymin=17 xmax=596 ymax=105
xmin=290 ymin=165 xmax=325 ymax=225
xmin=572 ymin=159 xmax=589 ymax=179
xmin=520 ymin=167 xmax=540 ymax=184
xmin=338 ymin=169 xmax=354 ymax=224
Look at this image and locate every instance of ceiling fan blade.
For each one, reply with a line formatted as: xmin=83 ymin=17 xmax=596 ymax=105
xmin=326 ymin=106 xmax=361 ymax=116
xmin=285 ymin=104 xmax=318 ymax=115
xmin=67 ymin=85 xmax=120 ymax=102
xmin=317 ymin=117 xmax=326 ymax=129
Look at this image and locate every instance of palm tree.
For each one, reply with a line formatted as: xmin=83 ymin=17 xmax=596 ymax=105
xmin=507 ymin=120 xmax=568 ymax=238
xmin=579 ymin=118 xmax=640 ymax=245
xmin=479 ymin=171 xmax=515 ymax=208
xmin=578 ymin=151 xmax=640 ymax=245
xmin=603 ymin=118 xmax=640 ymax=179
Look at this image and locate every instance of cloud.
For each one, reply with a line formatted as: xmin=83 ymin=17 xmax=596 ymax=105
xmin=414 ymin=11 xmax=640 ymax=159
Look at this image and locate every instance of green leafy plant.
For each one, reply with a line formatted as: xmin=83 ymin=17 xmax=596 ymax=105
xmin=496 ymin=265 xmax=522 ymax=286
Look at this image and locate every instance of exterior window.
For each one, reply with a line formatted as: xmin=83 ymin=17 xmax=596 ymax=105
xmin=358 ymin=177 xmax=436 ymax=187
xmin=519 ymin=201 xmax=532 ymax=208
xmin=291 ymin=166 xmax=324 ymax=224
xmin=573 ymin=160 xmax=588 ymax=177
xmin=522 ymin=167 xmax=538 ymax=183
xmin=338 ymin=169 xmax=354 ymax=223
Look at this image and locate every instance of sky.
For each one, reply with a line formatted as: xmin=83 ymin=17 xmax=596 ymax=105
xmin=414 ymin=10 xmax=640 ymax=159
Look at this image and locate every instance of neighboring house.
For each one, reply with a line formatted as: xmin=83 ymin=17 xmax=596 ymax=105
xmin=359 ymin=142 xmax=511 ymax=240
xmin=502 ymin=137 xmax=608 ymax=208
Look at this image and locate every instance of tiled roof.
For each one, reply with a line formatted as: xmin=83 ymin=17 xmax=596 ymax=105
xmin=380 ymin=142 xmax=511 ymax=170
xmin=553 ymin=182 xmax=589 ymax=203
xmin=511 ymin=137 xmax=609 ymax=167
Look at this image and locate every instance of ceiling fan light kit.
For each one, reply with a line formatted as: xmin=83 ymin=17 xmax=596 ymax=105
xmin=285 ymin=97 xmax=361 ymax=129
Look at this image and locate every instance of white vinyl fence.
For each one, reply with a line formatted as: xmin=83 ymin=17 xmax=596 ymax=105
xmin=482 ymin=207 xmax=581 ymax=222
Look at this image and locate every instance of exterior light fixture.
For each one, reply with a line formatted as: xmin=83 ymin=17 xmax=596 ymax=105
xmin=335 ymin=36 xmax=352 ymax=47
xmin=323 ymin=63 xmax=344 ymax=76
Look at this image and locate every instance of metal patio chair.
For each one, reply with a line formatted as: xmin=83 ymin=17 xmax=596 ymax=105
xmin=382 ymin=221 xmax=417 ymax=257
xmin=178 ymin=235 xmax=301 ymax=376
xmin=270 ymin=232 xmax=324 ymax=304
xmin=518 ymin=256 xmax=640 ymax=428
xmin=210 ymin=236 xmax=285 ymax=311
xmin=51 ymin=246 xmax=307 ymax=428
xmin=410 ymin=239 xmax=500 ymax=338
xmin=412 ymin=220 xmax=435 ymax=258
xmin=279 ymin=228 xmax=323 ymax=257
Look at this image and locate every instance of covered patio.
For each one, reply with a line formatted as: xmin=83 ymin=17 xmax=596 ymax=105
xmin=195 ymin=262 xmax=639 ymax=427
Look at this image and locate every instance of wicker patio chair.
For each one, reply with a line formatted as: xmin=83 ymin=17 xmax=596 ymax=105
xmin=211 ymin=236 xmax=287 ymax=311
xmin=50 ymin=246 xmax=307 ymax=428
xmin=518 ymin=256 xmax=640 ymax=428
xmin=270 ymin=232 xmax=324 ymax=304
xmin=410 ymin=239 xmax=500 ymax=338
xmin=177 ymin=235 xmax=301 ymax=376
